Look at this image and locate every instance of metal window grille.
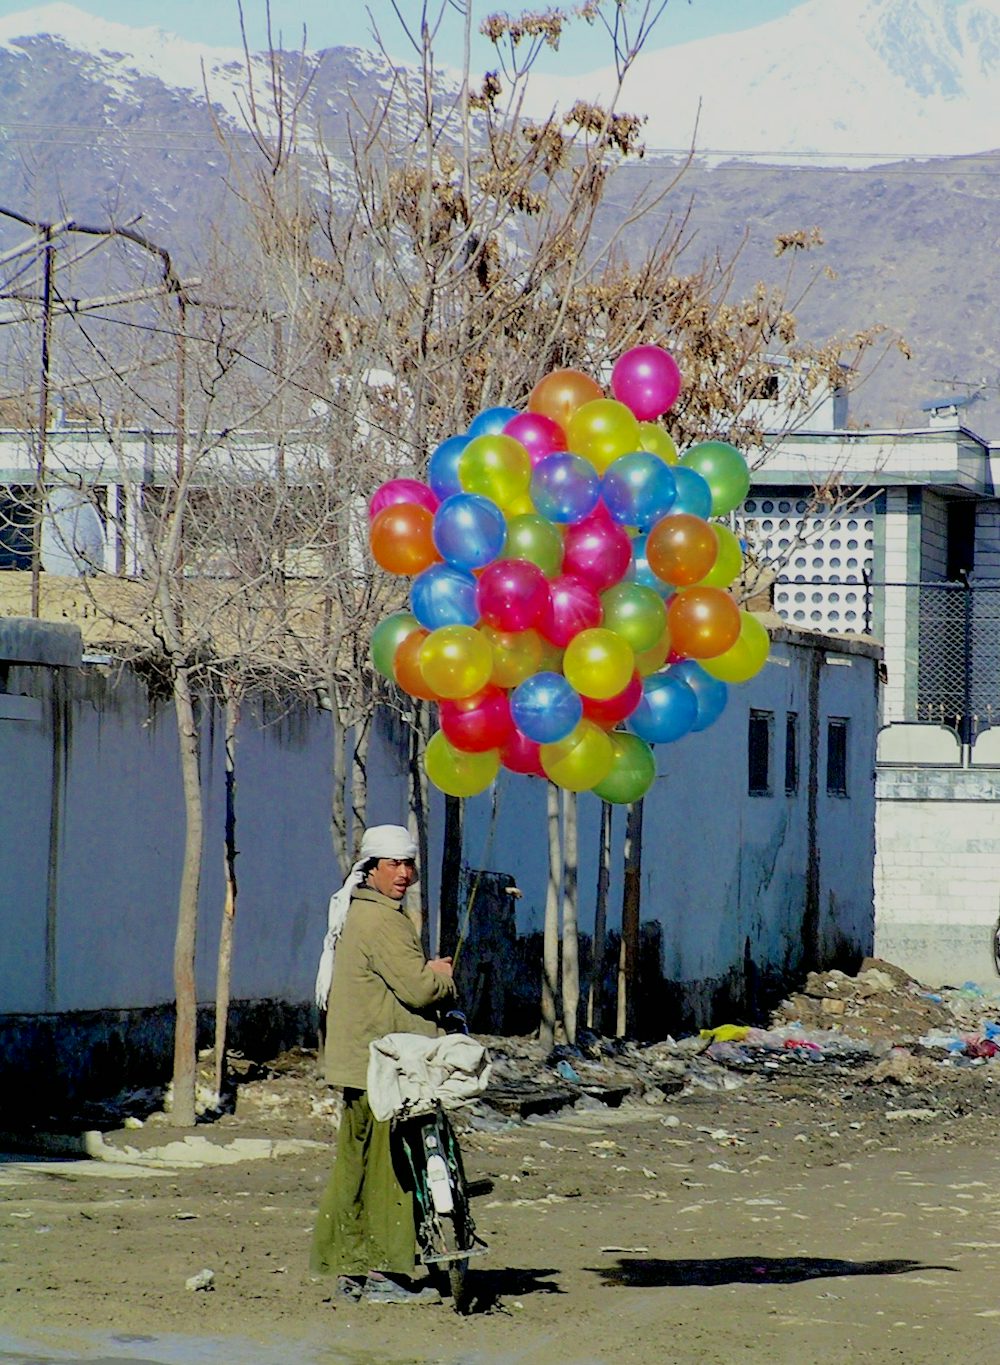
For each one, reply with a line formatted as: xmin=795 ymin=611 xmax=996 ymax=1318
xmin=785 ymin=712 xmax=799 ymax=794
xmin=748 ymin=710 xmax=773 ymax=796
xmin=827 ymin=718 xmax=849 ymax=796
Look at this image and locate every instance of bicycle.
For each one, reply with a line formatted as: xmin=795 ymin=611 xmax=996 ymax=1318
xmin=398 ymin=1099 xmax=487 ymax=1312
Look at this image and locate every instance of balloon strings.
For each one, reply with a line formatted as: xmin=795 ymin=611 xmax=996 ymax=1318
xmin=451 ymin=772 xmax=505 ymax=972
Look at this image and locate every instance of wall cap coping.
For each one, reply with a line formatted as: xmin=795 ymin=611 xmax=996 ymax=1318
xmin=0 ymin=617 xmax=83 ymax=668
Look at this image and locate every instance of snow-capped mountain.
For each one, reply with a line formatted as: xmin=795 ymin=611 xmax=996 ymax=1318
xmin=2 ymin=0 xmax=1000 ymax=436
xmin=531 ymin=0 xmax=1000 ymax=162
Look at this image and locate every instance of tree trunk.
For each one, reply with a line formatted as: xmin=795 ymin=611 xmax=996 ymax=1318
xmin=617 ymin=799 xmax=644 ymax=1040
xmin=561 ymin=788 xmax=579 ymax=1046
xmin=439 ymin=794 xmax=463 ymax=958
xmin=329 ymin=702 xmax=349 ymax=873
xmin=588 ymin=801 xmax=611 ymax=1032
xmin=213 ymin=690 xmax=239 ymax=1104
xmin=408 ymin=704 xmax=431 ymax=954
xmin=540 ymin=781 xmax=561 ymax=1052
xmin=171 ymin=663 xmax=203 ymax=1127
xmin=351 ymin=713 xmax=371 ymax=848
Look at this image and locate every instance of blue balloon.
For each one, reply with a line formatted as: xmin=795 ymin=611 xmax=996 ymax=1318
xmin=411 ymin=564 xmax=479 ymax=630
xmin=602 ymin=452 xmax=677 ymax=531
xmin=510 ymin=671 xmax=582 ymax=744
xmin=428 ymin=435 xmax=469 ymax=501
xmin=669 ymin=659 xmax=729 ymax=732
xmin=670 ymin=465 xmax=713 ymax=520
xmin=627 ymin=534 xmax=674 ymax=602
xmin=531 ymin=452 xmax=601 ymax=524
xmin=432 ymin=493 xmax=506 ymax=570
xmin=627 ymin=673 xmax=698 ymax=744
xmin=467 ymin=405 xmax=519 ymax=439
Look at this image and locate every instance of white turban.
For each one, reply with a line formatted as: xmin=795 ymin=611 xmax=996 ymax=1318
xmin=314 ymin=825 xmax=419 ymax=1009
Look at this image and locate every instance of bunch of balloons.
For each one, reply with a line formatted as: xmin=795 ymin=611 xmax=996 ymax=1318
xmin=368 ymin=344 xmax=769 ymax=804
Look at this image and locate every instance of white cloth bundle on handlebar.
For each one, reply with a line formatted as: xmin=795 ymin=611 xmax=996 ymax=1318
xmin=367 ymin=1032 xmax=492 ymax=1122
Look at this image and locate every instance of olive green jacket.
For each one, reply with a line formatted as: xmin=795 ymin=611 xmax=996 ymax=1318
xmin=323 ymin=886 xmax=456 ymax=1090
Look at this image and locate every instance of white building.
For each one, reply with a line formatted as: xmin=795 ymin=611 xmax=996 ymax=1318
xmin=743 ymin=367 xmax=1000 ymax=987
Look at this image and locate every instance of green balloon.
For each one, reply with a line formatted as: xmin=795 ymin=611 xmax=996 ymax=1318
xmin=502 ymin=514 xmax=564 ymax=577
xmin=591 ymin=731 xmax=656 ymax=805
xmin=599 ymin=582 xmax=667 ymax=653
xmin=680 ymin=441 xmax=750 ymax=516
xmin=371 ymin=611 xmax=419 ymax=679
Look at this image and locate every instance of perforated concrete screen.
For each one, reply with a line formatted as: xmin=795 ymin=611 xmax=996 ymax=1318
xmin=742 ymin=497 xmax=875 ymax=633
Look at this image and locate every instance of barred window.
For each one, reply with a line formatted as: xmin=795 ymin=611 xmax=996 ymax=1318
xmin=748 ymin=710 xmax=773 ymax=796
xmin=785 ymin=712 xmax=799 ymax=795
xmin=827 ymin=718 xmax=849 ymax=796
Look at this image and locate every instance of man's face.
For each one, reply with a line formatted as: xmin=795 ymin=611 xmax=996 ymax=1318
xmin=367 ymin=856 xmax=418 ymax=900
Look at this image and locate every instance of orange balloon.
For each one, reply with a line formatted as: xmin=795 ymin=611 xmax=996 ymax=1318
xmin=528 ymin=368 xmax=604 ymax=429
xmin=666 ymin=587 xmax=741 ymax=660
xmin=370 ymin=503 xmax=440 ymax=576
xmin=393 ymin=628 xmax=439 ymax=700
xmin=645 ymin=513 xmax=719 ymax=587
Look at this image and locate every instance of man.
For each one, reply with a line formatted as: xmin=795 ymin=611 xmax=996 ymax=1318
xmin=311 ymin=824 xmax=456 ymax=1305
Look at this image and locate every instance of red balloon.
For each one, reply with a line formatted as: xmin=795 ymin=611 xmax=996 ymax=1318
xmin=503 ymin=412 xmax=567 ymax=467
xmin=440 ymin=685 xmax=514 ymax=752
xmin=538 ymin=574 xmax=602 ymax=647
xmin=500 ymin=727 xmax=546 ymax=776
xmin=562 ymin=513 xmax=633 ymax=592
xmin=476 ymin=558 xmax=550 ymax=632
xmin=581 ymin=671 xmax=643 ymax=728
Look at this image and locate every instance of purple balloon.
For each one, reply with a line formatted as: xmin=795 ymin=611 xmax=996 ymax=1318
xmin=531 ymin=452 xmax=601 ymax=524
xmin=411 ymin=563 xmax=479 ymax=630
xmin=432 ymin=493 xmax=506 ymax=570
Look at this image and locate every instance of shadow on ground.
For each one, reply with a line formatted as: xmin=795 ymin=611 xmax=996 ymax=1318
xmin=453 ymin=1265 xmax=563 ymax=1314
xmin=589 ymin=1255 xmax=957 ymax=1288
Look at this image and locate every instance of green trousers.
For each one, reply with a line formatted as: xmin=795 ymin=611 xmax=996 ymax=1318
xmin=310 ymin=1089 xmax=417 ymax=1277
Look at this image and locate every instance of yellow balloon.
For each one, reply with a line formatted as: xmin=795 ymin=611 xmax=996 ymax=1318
xmin=565 ymin=399 xmax=641 ymax=475
xmin=419 ymin=625 xmax=494 ymax=699
xmin=425 ymin=731 xmax=499 ymax=797
xmin=563 ymin=627 xmax=635 ymax=700
xmin=505 ymin=492 xmax=537 ymax=518
xmin=695 ymin=524 xmax=744 ymax=590
xmin=458 ymin=434 xmax=531 ymax=507
xmin=481 ymin=624 xmax=544 ymax=688
xmin=634 ymin=625 xmax=672 ymax=677
xmin=638 ymin=421 xmax=679 ymax=465
xmin=700 ymin=611 xmax=770 ymax=683
xmin=540 ymin=719 xmax=615 ymax=791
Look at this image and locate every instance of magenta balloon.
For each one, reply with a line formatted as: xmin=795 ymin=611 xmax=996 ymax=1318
xmin=538 ymin=574 xmax=602 ymax=647
xmin=537 ymin=570 xmax=600 ymax=644
xmin=476 ymin=558 xmax=550 ymax=632
xmin=562 ymin=513 xmax=633 ymax=592
xmin=611 ymin=345 xmax=683 ymax=421
xmin=501 ymin=727 xmax=546 ymax=777
xmin=503 ymin=412 xmax=567 ymax=467
xmin=369 ymin=477 xmax=439 ymax=521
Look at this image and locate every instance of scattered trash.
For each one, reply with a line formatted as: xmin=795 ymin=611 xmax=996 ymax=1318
xmin=185 ymin=1268 xmax=215 ymax=1291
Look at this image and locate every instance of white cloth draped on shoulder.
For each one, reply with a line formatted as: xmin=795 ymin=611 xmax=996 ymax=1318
xmin=314 ymin=824 xmax=419 ymax=1009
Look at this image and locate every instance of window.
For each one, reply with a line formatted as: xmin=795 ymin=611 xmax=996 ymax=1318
xmin=0 ymin=488 xmax=34 ymax=570
xmin=785 ymin=712 xmax=799 ymax=794
xmin=946 ymin=500 xmax=975 ymax=580
xmin=827 ymin=718 xmax=849 ymax=796
xmin=748 ymin=710 xmax=773 ymax=796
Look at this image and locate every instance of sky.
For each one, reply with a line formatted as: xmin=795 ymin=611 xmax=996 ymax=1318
xmin=0 ymin=0 xmax=803 ymax=69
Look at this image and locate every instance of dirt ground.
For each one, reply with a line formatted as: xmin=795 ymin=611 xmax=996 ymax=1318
xmin=5 ymin=960 xmax=1000 ymax=1365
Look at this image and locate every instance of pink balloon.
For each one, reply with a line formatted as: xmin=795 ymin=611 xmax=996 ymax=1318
xmin=538 ymin=574 xmax=602 ymax=647
xmin=611 ymin=345 xmax=683 ymax=422
xmin=369 ymin=477 xmax=439 ymax=521
xmin=476 ymin=558 xmax=550 ymax=632
xmin=562 ymin=514 xmax=633 ymax=592
xmin=503 ymin=412 xmax=568 ymax=467
xmin=581 ymin=671 xmax=643 ymax=728
xmin=501 ymin=727 xmax=546 ymax=777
